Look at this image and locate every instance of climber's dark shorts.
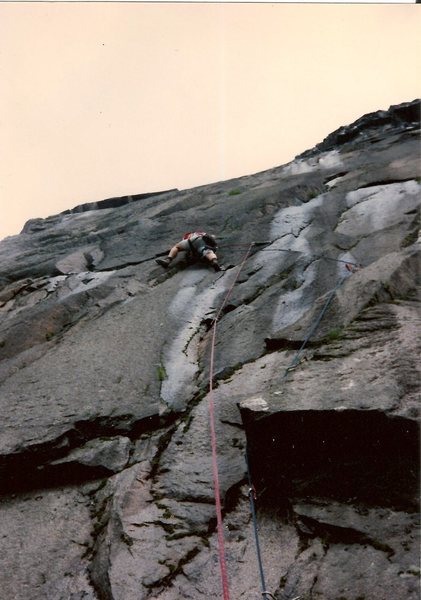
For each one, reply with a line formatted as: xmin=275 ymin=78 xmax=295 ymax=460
xmin=176 ymin=236 xmax=213 ymax=258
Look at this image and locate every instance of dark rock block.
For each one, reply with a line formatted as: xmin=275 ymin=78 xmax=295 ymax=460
xmin=240 ymin=408 xmax=419 ymax=509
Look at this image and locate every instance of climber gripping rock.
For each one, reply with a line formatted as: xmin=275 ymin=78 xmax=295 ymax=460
xmin=156 ymin=230 xmax=221 ymax=271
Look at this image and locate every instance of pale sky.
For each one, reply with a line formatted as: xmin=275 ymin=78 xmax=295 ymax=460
xmin=1 ymin=2 xmax=420 ymax=241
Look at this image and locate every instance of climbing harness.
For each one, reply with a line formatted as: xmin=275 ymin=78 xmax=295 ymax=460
xmin=184 ymin=231 xmax=217 ymax=258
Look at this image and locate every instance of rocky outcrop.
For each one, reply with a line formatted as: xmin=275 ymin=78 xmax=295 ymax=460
xmin=299 ymin=98 xmax=420 ymax=158
xmin=22 ymin=189 xmax=178 ymax=233
xmin=0 ymin=99 xmax=419 ymax=600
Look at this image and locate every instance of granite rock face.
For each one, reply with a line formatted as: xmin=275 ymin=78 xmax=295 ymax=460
xmin=0 ymin=99 xmax=419 ymax=600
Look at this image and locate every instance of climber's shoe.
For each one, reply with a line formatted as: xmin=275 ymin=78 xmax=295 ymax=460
xmin=211 ymin=259 xmax=221 ymax=272
xmin=156 ymin=257 xmax=172 ymax=268
xmin=345 ymin=262 xmax=361 ymax=273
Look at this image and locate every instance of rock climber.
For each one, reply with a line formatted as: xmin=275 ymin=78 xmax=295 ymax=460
xmin=156 ymin=230 xmax=221 ymax=271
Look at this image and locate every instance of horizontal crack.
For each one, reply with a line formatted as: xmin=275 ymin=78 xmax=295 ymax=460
xmin=0 ymin=413 xmax=169 ymax=495
xmin=143 ymin=545 xmax=202 ymax=592
xmin=357 ymin=177 xmax=419 ymax=189
xmin=294 ymin=513 xmax=395 ymax=558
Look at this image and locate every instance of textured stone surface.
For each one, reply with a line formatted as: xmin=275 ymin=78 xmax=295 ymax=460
xmin=0 ymin=485 xmax=95 ymax=600
xmin=0 ymin=99 xmax=419 ymax=599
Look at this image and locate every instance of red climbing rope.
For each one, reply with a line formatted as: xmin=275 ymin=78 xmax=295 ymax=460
xmin=208 ymin=242 xmax=255 ymax=600
xmin=208 ymin=325 xmax=230 ymax=600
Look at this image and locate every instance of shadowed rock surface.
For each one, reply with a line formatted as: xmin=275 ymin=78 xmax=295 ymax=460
xmin=0 ymin=99 xmax=419 ymax=599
